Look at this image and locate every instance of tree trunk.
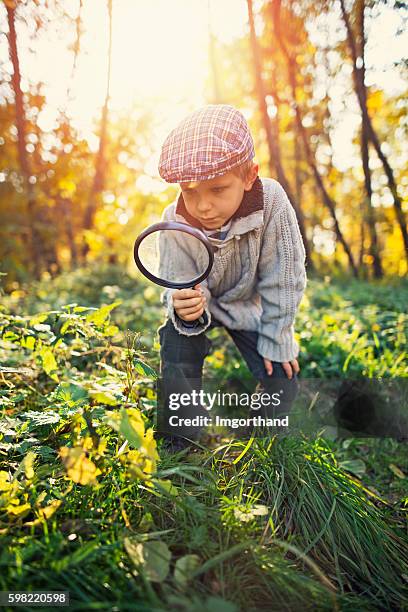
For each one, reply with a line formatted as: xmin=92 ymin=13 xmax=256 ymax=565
xmin=62 ymin=198 xmax=78 ymax=267
xmin=358 ymin=217 xmax=365 ymax=269
xmin=341 ymin=0 xmax=383 ymax=278
xmin=82 ymin=0 xmax=113 ymax=258
xmin=208 ymin=0 xmax=221 ymax=103
xmin=271 ymin=69 xmax=313 ymax=269
xmin=360 ymin=126 xmax=383 ymax=277
xmin=293 ymin=127 xmax=302 ymax=207
xmin=272 ymin=0 xmax=358 ymax=277
xmin=60 ymin=0 xmax=83 ymax=266
xmin=66 ymin=0 xmax=83 ymax=104
xmin=247 ymin=0 xmax=279 ymax=178
xmin=6 ymin=2 xmax=42 ymax=277
xmin=340 ymin=0 xmax=408 ymax=264
xmin=246 ymin=0 xmax=313 ymax=270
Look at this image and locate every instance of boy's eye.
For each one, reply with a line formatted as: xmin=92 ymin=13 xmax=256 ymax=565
xmin=212 ymin=187 xmax=226 ymax=193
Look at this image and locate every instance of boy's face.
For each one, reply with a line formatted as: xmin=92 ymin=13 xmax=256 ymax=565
xmin=180 ymin=164 xmax=259 ymax=230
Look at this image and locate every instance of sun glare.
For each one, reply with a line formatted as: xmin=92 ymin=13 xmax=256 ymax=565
xmin=1 ymin=0 xmax=406 ymax=178
xmin=15 ymin=1 xmax=248 ymax=141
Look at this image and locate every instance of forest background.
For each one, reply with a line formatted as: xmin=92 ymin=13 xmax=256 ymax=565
xmin=1 ymin=0 xmax=407 ymax=285
xmin=0 ymin=2 xmax=408 ymax=609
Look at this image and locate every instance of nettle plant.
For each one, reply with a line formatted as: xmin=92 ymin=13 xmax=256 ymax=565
xmin=0 ymin=299 xmax=171 ymax=530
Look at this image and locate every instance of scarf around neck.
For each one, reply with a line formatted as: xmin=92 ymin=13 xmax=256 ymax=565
xmin=175 ymin=176 xmax=264 ymax=230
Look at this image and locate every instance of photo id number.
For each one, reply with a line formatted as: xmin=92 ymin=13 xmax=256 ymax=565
xmin=0 ymin=592 xmax=69 ymax=607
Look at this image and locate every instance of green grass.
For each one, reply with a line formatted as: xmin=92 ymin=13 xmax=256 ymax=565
xmin=0 ymin=266 xmax=407 ymax=611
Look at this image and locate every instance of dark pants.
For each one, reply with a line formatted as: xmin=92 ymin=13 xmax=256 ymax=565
xmin=157 ymin=317 xmax=299 ymax=438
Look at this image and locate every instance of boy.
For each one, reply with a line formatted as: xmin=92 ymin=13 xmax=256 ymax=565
xmin=157 ymin=104 xmax=307 ymax=442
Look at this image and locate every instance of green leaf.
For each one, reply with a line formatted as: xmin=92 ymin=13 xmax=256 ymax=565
xmin=38 ymin=346 xmax=59 ymax=382
xmin=55 ymin=382 xmax=89 ymax=406
xmin=104 ymin=324 xmax=119 ymax=337
xmin=0 ymin=365 xmax=33 ymax=375
xmin=26 ymin=445 xmax=55 ymax=460
xmin=389 ymin=463 xmax=405 ymax=479
xmin=119 ymin=407 xmax=143 ymax=448
xmin=29 ymin=313 xmax=49 ymax=326
xmin=60 ymin=319 xmax=75 ymax=335
xmin=21 ymin=336 xmax=36 ymax=351
xmin=233 ymin=504 xmax=269 ymax=523
xmin=88 ymin=389 xmax=119 ymax=406
xmin=152 ymin=479 xmax=179 ymax=497
xmin=3 ymin=331 xmax=19 ymax=342
xmin=124 ymin=538 xmax=171 ymax=583
xmin=32 ymin=323 xmax=51 ymax=333
xmin=86 ymin=301 xmax=121 ymax=326
xmin=174 ymin=554 xmax=200 ymax=589
xmin=134 ymin=359 xmax=157 ymax=379
xmin=138 ymin=512 xmax=154 ymax=532
xmin=338 ymin=459 xmax=366 ymax=478
xmin=0 ymin=417 xmax=21 ymax=436
xmin=251 ymin=504 xmax=269 ymax=516
xmin=20 ymin=411 xmax=60 ymax=427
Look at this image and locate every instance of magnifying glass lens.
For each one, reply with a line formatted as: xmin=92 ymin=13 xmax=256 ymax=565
xmin=137 ymin=229 xmax=210 ymax=285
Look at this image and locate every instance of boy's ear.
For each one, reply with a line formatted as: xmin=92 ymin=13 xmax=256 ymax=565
xmin=244 ymin=162 xmax=259 ymax=191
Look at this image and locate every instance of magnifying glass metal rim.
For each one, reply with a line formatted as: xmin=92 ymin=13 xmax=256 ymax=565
xmin=133 ymin=221 xmax=215 ymax=289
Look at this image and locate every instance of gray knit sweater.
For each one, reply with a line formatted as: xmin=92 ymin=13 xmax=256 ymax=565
xmin=159 ymin=177 xmax=307 ymax=362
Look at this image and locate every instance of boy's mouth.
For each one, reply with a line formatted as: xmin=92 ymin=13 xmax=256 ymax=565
xmin=199 ymin=217 xmax=218 ymax=225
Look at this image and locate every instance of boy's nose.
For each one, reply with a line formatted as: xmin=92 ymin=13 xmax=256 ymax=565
xmin=196 ymin=199 xmax=213 ymax=214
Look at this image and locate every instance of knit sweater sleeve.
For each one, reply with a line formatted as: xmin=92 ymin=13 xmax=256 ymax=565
xmin=256 ymin=182 xmax=307 ymax=362
xmin=158 ymin=204 xmax=212 ymax=336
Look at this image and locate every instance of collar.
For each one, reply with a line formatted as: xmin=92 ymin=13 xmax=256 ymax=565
xmin=174 ymin=176 xmax=264 ymax=240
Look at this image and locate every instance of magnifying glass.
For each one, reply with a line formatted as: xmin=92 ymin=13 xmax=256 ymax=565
xmin=134 ymin=221 xmax=215 ymax=324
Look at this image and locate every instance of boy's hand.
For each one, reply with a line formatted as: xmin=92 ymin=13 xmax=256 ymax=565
xmin=264 ymin=358 xmax=300 ymax=379
xmin=173 ymin=284 xmax=207 ymax=322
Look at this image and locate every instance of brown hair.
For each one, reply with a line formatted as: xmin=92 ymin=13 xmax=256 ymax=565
xmin=231 ymin=159 xmax=256 ymax=182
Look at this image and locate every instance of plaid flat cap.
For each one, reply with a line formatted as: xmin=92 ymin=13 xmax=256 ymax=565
xmin=158 ymin=104 xmax=255 ymax=183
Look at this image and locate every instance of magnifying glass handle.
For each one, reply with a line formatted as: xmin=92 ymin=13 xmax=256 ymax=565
xmin=191 ymin=284 xmax=205 ymax=325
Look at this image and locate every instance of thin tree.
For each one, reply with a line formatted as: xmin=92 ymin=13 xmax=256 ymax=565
xmin=339 ymin=0 xmax=382 ymax=277
xmin=360 ymin=124 xmax=383 ymax=277
xmin=6 ymin=0 xmax=41 ymax=277
xmin=272 ymin=0 xmax=358 ymax=277
xmin=357 ymin=3 xmax=383 ymax=276
xmin=247 ymin=0 xmax=281 ymax=179
xmin=59 ymin=0 xmax=84 ymax=267
xmin=82 ymin=0 xmax=113 ymax=258
xmin=340 ymin=0 xmax=408 ymax=264
xmin=66 ymin=0 xmax=83 ymax=104
xmin=208 ymin=0 xmax=221 ymax=103
xmin=246 ymin=0 xmax=313 ymax=269
xmin=322 ymin=31 xmax=371 ymax=276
